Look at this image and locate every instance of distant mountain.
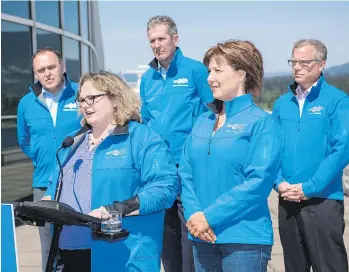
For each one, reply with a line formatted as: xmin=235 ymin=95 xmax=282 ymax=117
xmin=325 ymin=62 xmax=349 ymax=76
xmin=264 ymin=71 xmax=290 ymax=78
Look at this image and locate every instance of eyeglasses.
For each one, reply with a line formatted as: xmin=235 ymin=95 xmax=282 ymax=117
xmin=288 ymin=59 xmax=320 ymax=67
xmin=76 ymin=94 xmax=108 ymax=106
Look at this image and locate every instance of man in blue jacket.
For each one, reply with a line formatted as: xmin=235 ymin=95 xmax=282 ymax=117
xmin=140 ymin=15 xmax=213 ymax=272
xmin=17 ymin=47 xmax=81 ymax=271
xmin=273 ymin=39 xmax=349 ymax=272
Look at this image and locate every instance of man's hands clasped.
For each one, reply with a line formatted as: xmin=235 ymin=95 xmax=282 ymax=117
xmin=278 ymin=181 xmax=309 ymax=202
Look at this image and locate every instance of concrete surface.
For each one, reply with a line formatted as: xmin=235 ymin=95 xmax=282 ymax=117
xmin=14 ymin=191 xmax=349 ymax=272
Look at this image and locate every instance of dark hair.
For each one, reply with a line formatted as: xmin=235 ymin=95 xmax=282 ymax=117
xmin=203 ymin=40 xmax=264 ymax=96
xmin=32 ymin=47 xmax=63 ymax=64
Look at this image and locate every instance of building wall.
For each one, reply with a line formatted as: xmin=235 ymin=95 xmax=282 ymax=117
xmin=1 ymin=0 xmax=104 ymax=151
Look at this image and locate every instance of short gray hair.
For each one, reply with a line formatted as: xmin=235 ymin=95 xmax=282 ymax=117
xmin=147 ymin=15 xmax=178 ymax=36
xmin=292 ymin=39 xmax=327 ymax=61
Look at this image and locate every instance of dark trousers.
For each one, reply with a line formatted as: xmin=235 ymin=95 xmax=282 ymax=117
xmin=161 ymin=199 xmax=195 ymax=272
xmin=59 ymin=249 xmax=91 ymax=272
xmin=279 ymin=197 xmax=348 ymax=272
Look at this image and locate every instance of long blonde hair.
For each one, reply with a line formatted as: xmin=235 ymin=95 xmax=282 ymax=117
xmin=78 ymin=71 xmax=141 ymax=126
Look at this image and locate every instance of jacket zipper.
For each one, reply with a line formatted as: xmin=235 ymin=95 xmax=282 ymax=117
xmin=161 ymin=77 xmax=166 ymax=136
xmin=208 ymin=114 xmax=223 ymax=155
xmin=294 ymin=99 xmax=306 ymax=172
xmin=208 ymin=138 xmax=212 ymax=155
xmin=90 ymin=131 xmax=129 ymax=211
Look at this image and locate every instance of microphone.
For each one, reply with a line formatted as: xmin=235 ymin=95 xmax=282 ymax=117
xmin=62 ymin=136 xmax=74 ymax=148
xmin=54 ymin=136 xmax=74 ymax=201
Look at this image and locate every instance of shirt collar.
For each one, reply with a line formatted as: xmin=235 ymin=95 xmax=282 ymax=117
xmin=295 ymin=80 xmax=318 ymax=97
xmin=149 ymin=47 xmax=184 ymax=74
xmin=158 ymin=62 xmax=167 ymax=77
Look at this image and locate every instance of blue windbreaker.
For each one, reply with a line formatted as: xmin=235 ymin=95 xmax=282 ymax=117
xmin=17 ymin=74 xmax=81 ymax=188
xmin=140 ymin=48 xmax=213 ymax=163
xmin=45 ymin=121 xmax=179 ymax=271
xmin=273 ymin=75 xmax=349 ymax=200
xmin=179 ymin=94 xmax=283 ymax=245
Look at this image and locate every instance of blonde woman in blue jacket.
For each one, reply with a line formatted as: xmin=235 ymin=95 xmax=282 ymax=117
xmin=179 ymin=40 xmax=283 ymax=272
xmin=44 ymin=71 xmax=179 ymax=271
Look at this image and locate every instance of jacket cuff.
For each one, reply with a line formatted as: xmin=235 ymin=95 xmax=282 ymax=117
xmin=273 ymin=180 xmax=283 ymax=193
xmin=43 ymin=186 xmax=53 ymax=199
xmin=104 ymin=204 xmax=118 ymax=212
xmin=137 ymin=192 xmax=149 ymax=215
xmin=204 ymin=208 xmax=218 ymax=229
xmin=185 ymin=208 xmax=202 ymax=222
xmin=104 ymin=196 xmax=140 ymax=215
xmin=302 ymin=180 xmax=316 ymax=198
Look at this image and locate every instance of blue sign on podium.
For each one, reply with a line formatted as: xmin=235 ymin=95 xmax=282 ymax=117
xmin=1 ymin=204 xmax=18 ymax=272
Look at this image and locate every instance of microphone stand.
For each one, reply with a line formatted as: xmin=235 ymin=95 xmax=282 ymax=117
xmin=46 ymin=138 xmax=73 ymax=272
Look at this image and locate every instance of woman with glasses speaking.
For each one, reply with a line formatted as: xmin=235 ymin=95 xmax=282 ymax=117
xmin=43 ymin=71 xmax=179 ymax=271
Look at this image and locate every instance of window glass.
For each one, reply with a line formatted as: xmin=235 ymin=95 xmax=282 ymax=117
xmin=1 ymin=0 xmax=30 ymax=19
xmin=35 ymin=1 xmax=60 ymax=28
xmin=1 ymin=21 xmax=33 ymax=116
xmin=80 ymin=1 xmax=89 ymax=39
xmin=37 ymin=29 xmax=62 ymax=52
xmin=64 ymin=37 xmax=81 ymax=82
xmin=81 ymin=43 xmax=90 ymax=74
xmin=63 ymin=1 xmax=79 ymax=35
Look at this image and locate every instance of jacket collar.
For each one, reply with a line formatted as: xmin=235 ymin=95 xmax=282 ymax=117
xmin=208 ymin=94 xmax=254 ymax=117
xmin=148 ymin=47 xmax=184 ymax=78
xmin=110 ymin=124 xmax=129 ymax=135
xmin=70 ymin=123 xmax=130 ymax=151
xmin=74 ymin=123 xmax=129 ymax=138
xmin=288 ymin=74 xmax=325 ymax=102
xmin=30 ymin=73 xmax=74 ymax=98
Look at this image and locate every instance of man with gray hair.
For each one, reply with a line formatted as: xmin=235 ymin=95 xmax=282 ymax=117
xmin=140 ymin=15 xmax=213 ymax=272
xmin=273 ymin=39 xmax=349 ymax=271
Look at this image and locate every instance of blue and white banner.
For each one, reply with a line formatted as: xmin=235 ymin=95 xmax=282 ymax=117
xmin=1 ymin=204 xmax=18 ymax=272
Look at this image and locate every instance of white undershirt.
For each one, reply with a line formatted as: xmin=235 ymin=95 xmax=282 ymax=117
xmin=295 ymin=81 xmax=317 ymax=117
xmin=42 ymin=81 xmax=66 ymax=126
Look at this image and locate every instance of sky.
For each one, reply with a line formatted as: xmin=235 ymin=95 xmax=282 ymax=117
xmin=99 ymin=1 xmax=349 ymax=74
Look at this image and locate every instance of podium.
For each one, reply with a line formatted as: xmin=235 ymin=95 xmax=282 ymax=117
xmin=13 ymin=200 xmax=129 ymax=272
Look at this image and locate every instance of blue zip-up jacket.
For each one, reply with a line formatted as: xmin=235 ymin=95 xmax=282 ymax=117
xmin=45 ymin=121 xmax=179 ymax=271
xmin=179 ymin=94 xmax=283 ymax=245
xmin=273 ymin=75 xmax=349 ymax=200
xmin=140 ymin=48 xmax=213 ymax=163
xmin=17 ymin=74 xmax=81 ymax=188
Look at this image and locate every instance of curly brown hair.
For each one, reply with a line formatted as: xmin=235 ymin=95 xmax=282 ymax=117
xmin=78 ymin=71 xmax=141 ymax=126
xmin=203 ymin=40 xmax=264 ymax=96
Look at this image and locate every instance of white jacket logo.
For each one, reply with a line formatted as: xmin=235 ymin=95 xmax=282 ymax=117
xmin=308 ymin=106 xmax=324 ymax=115
xmin=106 ymin=148 xmax=127 ymax=158
xmin=63 ymin=102 xmax=78 ymax=111
xmin=226 ymin=124 xmax=246 ymax=133
xmin=173 ymin=78 xmax=189 ymax=87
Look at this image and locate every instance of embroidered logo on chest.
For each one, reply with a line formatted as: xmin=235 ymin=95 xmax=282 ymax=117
xmin=106 ymin=148 xmax=127 ymax=158
xmin=63 ymin=102 xmax=78 ymax=111
xmin=173 ymin=78 xmax=189 ymax=87
xmin=225 ymin=124 xmax=246 ymax=133
xmin=308 ymin=106 xmax=324 ymax=115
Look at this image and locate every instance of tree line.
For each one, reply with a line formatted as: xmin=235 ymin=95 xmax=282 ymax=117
xmin=255 ymin=74 xmax=349 ymax=110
